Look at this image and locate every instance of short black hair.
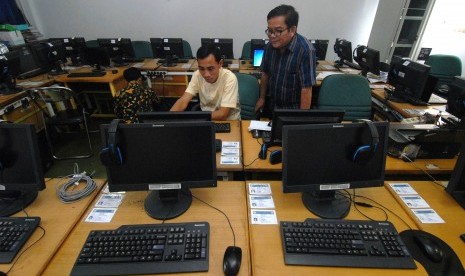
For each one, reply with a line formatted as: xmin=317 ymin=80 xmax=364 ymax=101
xmin=123 ymin=67 xmax=142 ymax=82
xmin=196 ymin=44 xmax=222 ymax=62
xmin=267 ymin=4 xmax=299 ymax=28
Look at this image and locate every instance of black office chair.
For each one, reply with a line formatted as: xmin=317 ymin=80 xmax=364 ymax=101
xmin=32 ymin=86 xmax=95 ymax=160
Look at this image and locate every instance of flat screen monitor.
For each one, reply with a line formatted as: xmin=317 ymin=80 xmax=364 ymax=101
xmin=282 ymin=121 xmax=389 ymax=219
xmin=138 ymin=111 xmax=212 ymax=123
xmin=446 ymin=77 xmax=465 ymax=128
xmin=0 ymin=50 xmax=22 ymax=95
xmin=51 ymin=37 xmax=87 ymax=65
xmin=267 ymin=109 xmax=345 ymax=146
xmin=201 ymin=38 xmax=234 ymax=59
xmin=334 ymin=38 xmax=353 ymax=66
xmin=253 ymin=49 xmax=264 ymax=67
xmin=309 ymin=39 xmax=329 ymax=61
xmin=97 ymin=38 xmax=135 ymax=65
xmin=149 ymin=38 xmax=185 ymax=67
xmin=354 ymin=45 xmax=380 ymax=76
xmin=387 ymin=56 xmax=431 ymax=104
xmin=446 ymin=144 xmax=465 ymax=210
xmin=29 ymin=39 xmax=67 ymax=75
xmin=81 ymin=47 xmax=111 ymax=72
xmin=7 ymin=44 xmax=44 ymax=79
xmin=250 ymin=38 xmax=268 ymax=64
xmin=101 ymin=121 xmax=217 ymax=220
xmin=0 ymin=123 xmax=45 ymax=216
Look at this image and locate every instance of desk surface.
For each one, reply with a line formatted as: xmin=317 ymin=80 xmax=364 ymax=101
xmin=216 ymin=120 xmax=243 ymax=172
xmin=246 ymin=181 xmax=432 ymax=275
xmin=43 ymin=181 xmax=251 ymax=275
xmin=0 ymin=178 xmax=105 ymax=276
xmin=139 ymin=58 xmax=196 ymax=72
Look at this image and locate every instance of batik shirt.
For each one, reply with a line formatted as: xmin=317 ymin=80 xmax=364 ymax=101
xmin=114 ymin=81 xmax=159 ymax=123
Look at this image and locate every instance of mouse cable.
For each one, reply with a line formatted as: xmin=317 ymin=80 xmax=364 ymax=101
xmin=190 ymin=193 xmax=236 ymax=248
xmin=346 ymin=189 xmax=389 ymax=222
xmin=400 ymin=153 xmax=446 ymax=188
xmin=55 ymin=163 xmax=97 ymax=203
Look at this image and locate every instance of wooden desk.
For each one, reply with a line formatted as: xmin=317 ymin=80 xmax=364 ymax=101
xmin=0 ymin=178 xmax=105 ymax=276
xmin=216 ymin=120 xmax=243 ymax=180
xmin=246 ymin=181 xmax=430 ymax=275
xmin=43 ymin=181 xmax=251 ymax=276
xmin=386 ymin=181 xmax=465 ymax=265
xmin=140 ymin=58 xmax=195 ymax=72
xmin=385 ymin=155 xmax=457 ymax=176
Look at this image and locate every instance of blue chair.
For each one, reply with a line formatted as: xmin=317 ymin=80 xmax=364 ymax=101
xmin=240 ymin=41 xmax=251 ymax=60
xmin=235 ymin=73 xmax=259 ymax=119
xmin=425 ymin=54 xmax=462 ymax=95
xmin=318 ymin=74 xmax=372 ymax=121
xmin=132 ymin=40 xmax=153 ymax=58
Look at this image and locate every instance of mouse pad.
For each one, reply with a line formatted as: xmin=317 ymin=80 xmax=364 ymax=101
xmin=400 ymin=230 xmax=465 ymax=276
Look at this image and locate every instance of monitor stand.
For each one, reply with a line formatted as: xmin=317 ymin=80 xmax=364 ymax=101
xmin=144 ymin=186 xmax=192 ymax=220
xmin=302 ymin=190 xmax=350 ymax=219
xmin=0 ymin=190 xmax=39 ymax=217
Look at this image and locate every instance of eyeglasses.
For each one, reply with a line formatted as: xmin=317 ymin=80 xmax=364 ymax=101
xmin=265 ymin=28 xmax=289 ymax=37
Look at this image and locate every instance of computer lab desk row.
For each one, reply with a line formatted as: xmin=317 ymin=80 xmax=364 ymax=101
xmin=2 ymin=178 xmax=464 ymax=275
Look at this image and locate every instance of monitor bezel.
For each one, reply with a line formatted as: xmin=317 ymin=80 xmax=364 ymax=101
xmin=201 ymin=38 xmax=234 ymax=59
xmin=137 ymin=111 xmax=212 ymax=123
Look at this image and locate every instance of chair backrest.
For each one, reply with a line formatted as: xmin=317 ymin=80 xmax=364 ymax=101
xmin=85 ymin=39 xmax=99 ymax=48
xmin=240 ymin=41 xmax=251 ymax=60
xmin=235 ymin=73 xmax=259 ymax=119
xmin=182 ymin=40 xmax=193 ymax=59
xmin=35 ymin=86 xmax=80 ymax=116
xmin=425 ymin=54 xmax=462 ymax=87
xmin=317 ymin=74 xmax=372 ymax=121
xmin=132 ymin=40 xmax=153 ymax=58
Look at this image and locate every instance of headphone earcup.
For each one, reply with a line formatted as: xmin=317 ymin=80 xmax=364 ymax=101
xmin=353 ymin=145 xmax=373 ymax=164
xmin=100 ymin=145 xmax=123 ymax=167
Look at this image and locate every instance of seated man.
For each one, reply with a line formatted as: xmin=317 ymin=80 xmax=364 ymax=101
xmin=114 ymin=67 xmax=160 ymax=123
xmin=170 ymin=44 xmax=241 ymax=120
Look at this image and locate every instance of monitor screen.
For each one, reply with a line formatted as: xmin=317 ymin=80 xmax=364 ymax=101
xmin=7 ymin=44 xmax=44 ymax=79
xmin=0 ymin=123 xmax=45 ymax=216
xmin=309 ymin=39 xmax=329 ymax=61
xmin=81 ymin=47 xmax=111 ymax=71
xmin=334 ymin=38 xmax=353 ymax=65
xmin=282 ymin=121 xmax=388 ymax=218
xmin=447 ymin=77 xmax=465 ymax=126
xmin=137 ymin=111 xmax=212 ymax=123
xmin=149 ymin=38 xmax=185 ymax=59
xmin=250 ymin=38 xmax=268 ymax=63
xmin=100 ymin=121 xmax=217 ymax=219
xmin=253 ymin=49 xmax=264 ymax=67
xmin=354 ymin=45 xmax=380 ymax=76
xmin=387 ymin=56 xmax=431 ymax=104
xmin=268 ymin=109 xmax=345 ymax=146
xmin=201 ymin=38 xmax=234 ymax=59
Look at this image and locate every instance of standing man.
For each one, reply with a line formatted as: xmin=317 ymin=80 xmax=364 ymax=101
xmin=170 ymin=44 xmax=241 ymax=120
xmin=255 ymin=4 xmax=317 ymax=116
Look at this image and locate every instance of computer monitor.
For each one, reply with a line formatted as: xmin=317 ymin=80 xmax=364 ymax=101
xmin=29 ymin=39 xmax=68 ymax=75
xmin=149 ymin=38 xmax=185 ymax=67
xmin=138 ymin=111 xmax=212 ymax=123
xmin=0 ymin=123 xmax=46 ymax=217
xmin=201 ymin=38 xmax=234 ymax=59
xmin=97 ymin=38 xmax=135 ymax=65
xmin=0 ymin=50 xmax=22 ymax=95
xmin=80 ymin=47 xmax=111 ymax=72
xmin=387 ymin=56 xmax=431 ymax=104
xmin=100 ymin=121 xmax=217 ymax=220
xmin=354 ymin=45 xmax=380 ymax=76
xmin=334 ymin=38 xmax=353 ymax=67
xmin=250 ymin=38 xmax=268 ymax=66
xmin=282 ymin=121 xmax=389 ymax=219
xmin=252 ymin=49 xmax=264 ymax=67
xmin=446 ymin=144 xmax=465 ymax=210
xmin=446 ymin=77 xmax=465 ymax=129
xmin=52 ymin=37 xmax=87 ymax=65
xmin=309 ymin=39 xmax=329 ymax=61
xmin=8 ymin=44 xmax=44 ymax=79
xmin=267 ymin=109 xmax=345 ymax=146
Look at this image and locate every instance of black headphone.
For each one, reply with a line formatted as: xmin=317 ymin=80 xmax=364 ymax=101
xmin=100 ymin=119 xmax=123 ymax=167
xmin=352 ymin=119 xmax=379 ymax=164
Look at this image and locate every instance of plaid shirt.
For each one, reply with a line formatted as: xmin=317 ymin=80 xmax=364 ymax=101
xmin=114 ymin=81 xmax=159 ymax=123
xmin=261 ymin=33 xmax=317 ymax=109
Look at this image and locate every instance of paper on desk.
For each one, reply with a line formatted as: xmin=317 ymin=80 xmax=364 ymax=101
xmin=316 ymin=71 xmax=343 ymax=81
xmin=412 ymin=209 xmax=444 ymax=223
xmin=221 ymin=148 xmax=240 ymax=156
xmin=85 ymin=208 xmax=118 ymax=223
xmin=95 ymin=193 xmax=124 ymax=208
xmin=251 ymin=209 xmax=278 ymax=224
xmin=412 ymin=124 xmax=439 ymax=129
xmin=338 ymin=68 xmax=361 ymax=74
xmin=400 ymin=195 xmax=430 ymax=209
xmin=182 ymin=64 xmax=191 ymax=69
xmin=389 ymin=183 xmax=418 ymax=195
xmin=249 ymin=195 xmax=275 ymax=208
xmin=220 ymin=156 xmax=240 ymax=165
xmin=370 ymin=84 xmax=387 ymax=89
xmin=229 ymin=63 xmax=239 ymax=69
xmin=248 ymin=183 xmax=272 ymax=195
xmin=321 ymin=64 xmax=336 ymax=70
xmin=132 ymin=63 xmax=144 ymax=68
xmin=222 ymin=141 xmax=240 ymax=149
xmin=248 ymin=120 xmax=271 ymax=131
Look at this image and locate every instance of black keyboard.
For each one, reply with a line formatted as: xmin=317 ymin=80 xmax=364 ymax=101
xmin=71 ymin=222 xmax=209 ymax=276
xmin=0 ymin=216 xmax=41 ymax=264
xmin=158 ymin=59 xmax=189 ymax=64
xmin=122 ymin=57 xmax=145 ymax=63
xmin=280 ymin=218 xmax=416 ymax=269
xmin=214 ymin=122 xmax=231 ymax=133
xmin=67 ymin=72 xmax=107 ymax=78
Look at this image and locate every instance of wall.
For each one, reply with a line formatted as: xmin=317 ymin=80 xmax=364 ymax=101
xmin=17 ymin=0 xmax=379 ymax=61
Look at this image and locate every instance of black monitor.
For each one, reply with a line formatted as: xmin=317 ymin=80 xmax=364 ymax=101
xmin=446 ymin=77 xmax=465 ymax=129
xmin=0 ymin=50 xmax=22 ymax=95
xmin=29 ymin=39 xmax=68 ymax=75
xmin=250 ymin=39 xmax=268 ymax=66
xmin=8 ymin=44 xmax=44 ymax=79
xmin=138 ymin=111 xmax=212 ymax=123
xmin=80 ymin=47 xmax=111 ymax=72
xmin=201 ymin=38 xmax=234 ymax=59
xmin=446 ymin=144 xmax=465 ymax=210
xmin=149 ymin=38 xmax=185 ymax=67
xmin=267 ymin=109 xmax=345 ymax=146
xmin=354 ymin=45 xmax=380 ymax=76
xmin=387 ymin=56 xmax=431 ymax=104
xmin=282 ymin=121 xmax=389 ymax=219
xmin=0 ymin=123 xmax=46 ymax=217
xmin=52 ymin=37 xmax=87 ymax=66
xmin=309 ymin=39 xmax=329 ymax=61
xmin=100 ymin=121 xmax=217 ymax=220
xmin=97 ymin=38 xmax=135 ymax=65
xmin=334 ymin=38 xmax=353 ymax=67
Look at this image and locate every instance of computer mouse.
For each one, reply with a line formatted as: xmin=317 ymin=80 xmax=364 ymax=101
xmin=223 ymin=246 xmax=242 ymax=276
xmin=258 ymin=144 xmax=267 ymax=160
xmin=269 ymin=150 xmax=282 ymax=165
xmin=413 ymin=233 xmax=444 ymax=263
xmin=251 ymin=129 xmax=261 ymax=139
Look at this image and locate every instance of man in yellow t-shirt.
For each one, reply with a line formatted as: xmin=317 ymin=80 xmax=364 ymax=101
xmin=170 ymin=44 xmax=241 ymax=120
